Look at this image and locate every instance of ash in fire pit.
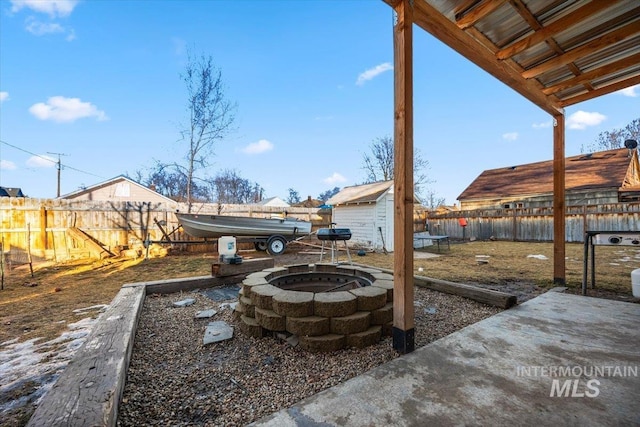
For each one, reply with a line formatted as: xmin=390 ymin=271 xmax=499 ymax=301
xmin=234 ymin=264 xmax=394 ymax=352
xmin=270 ymin=271 xmax=371 ymax=292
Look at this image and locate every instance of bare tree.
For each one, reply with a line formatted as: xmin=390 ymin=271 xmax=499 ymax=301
xmin=361 ymin=135 xmax=432 ymax=199
xmin=287 ymin=188 xmax=301 ymax=205
xmin=136 ymin=162 xmax=209 ymax=203
xmin=181 ymin=51 xmax=237 ymax=211
xmin=209 ymin=169 xmax=263 ymax=204
xmin=318 ymin=187 xmax=340 ymax=202
xmin=581 ymin=118 xmax=640 ymax=152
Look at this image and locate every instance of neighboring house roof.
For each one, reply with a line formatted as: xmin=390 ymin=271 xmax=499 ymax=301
xmin=59 ymin=175 xmax=176 ymax=203
xmin=258 ymin=196 xmax=290 ymax=207
xmin=293 ymin=196 xmax=324 ymax=208
xmin=0 ymin=187 xmax=25 ymax=197
xmin=458 ymin=148 xmax=640 ymax=201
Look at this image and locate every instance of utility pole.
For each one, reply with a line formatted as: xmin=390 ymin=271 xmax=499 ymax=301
xmin=47 ymin=152 xmax=68 ymax=197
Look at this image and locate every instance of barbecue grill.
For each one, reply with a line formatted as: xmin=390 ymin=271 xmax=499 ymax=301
xmin=317 ymin=228 xmax=352 ymax=241
xmin=318 ymin=227 xmax=352 ymax=264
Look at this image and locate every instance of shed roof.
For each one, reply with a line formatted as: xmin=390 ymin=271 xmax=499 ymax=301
xmin=458 ymin=148 xmax=640 ymax=201
xmin=327 ymin=181 xmax=394 ymax=206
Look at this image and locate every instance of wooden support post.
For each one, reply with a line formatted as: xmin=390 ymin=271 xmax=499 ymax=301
xmin=392 ymin=0 xmax=415 ymax=354
xmin=553 ymin=113 xmax=566 ymax=284
xmin=39 ymin=206 xmax=48 ymax=250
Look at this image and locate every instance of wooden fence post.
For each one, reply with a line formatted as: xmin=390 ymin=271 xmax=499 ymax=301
xmin=39 ymin=206 xmax=48 ymax=250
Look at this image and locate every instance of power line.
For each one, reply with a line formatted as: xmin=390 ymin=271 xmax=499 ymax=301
xmin=0 ymin=139 xmax=105 ymax=179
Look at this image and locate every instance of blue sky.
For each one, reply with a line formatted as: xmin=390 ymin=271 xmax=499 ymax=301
xmin=1 ymin=0 xmax=638 ymax=205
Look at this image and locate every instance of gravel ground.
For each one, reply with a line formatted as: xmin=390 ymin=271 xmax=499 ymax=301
xmin=117 ymin=284 xmax=501 ymax=427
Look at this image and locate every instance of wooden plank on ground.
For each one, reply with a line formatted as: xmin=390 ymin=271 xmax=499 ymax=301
xmin=211 ymin=257 xmax=274 ymax=277
xmin=413 ymin=276 xmax=517 ymax=309
xmin=352 ymin=263 xmax=517 ymax=309
xmin=27 ymin=285 xmax=146 ymax=427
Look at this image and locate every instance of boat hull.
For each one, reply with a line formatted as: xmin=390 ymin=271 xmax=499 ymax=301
xmin=175 ymin=213 xmax=312 ymax=239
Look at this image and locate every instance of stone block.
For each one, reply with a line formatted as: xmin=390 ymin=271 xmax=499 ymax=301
xmin=300 ymin=334 xmax=345 ymax=353
xmin=254 ymin=307 xmax=286 ymax=331
xmin=349 ymin=286 xmax=387 ymax=311
xmin=313 ymin=291 xmax=357 ymax=317
xmin=272 ymin=290 xmax=314 ymax=317
xmin=346 ymin=326 xmax=382 ymax=348
xmin=286 ymin=316 xmax=330 ymax=337
xmin=331 ymin=311 xmax=371 ymax=335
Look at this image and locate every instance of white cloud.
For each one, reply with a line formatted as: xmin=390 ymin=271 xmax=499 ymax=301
xmin=566 ymin=110 xmax=606 ymax=130
xmin=502 ymin=132 xmax=518 ymax=141
xmin=532 ymin=121 xmax=552 ymax=129
xmin=25 ymin=17 xmax=65 ymax=36
xmin=0 ymin=92 xmax=8 ymax=103
xmin=10 ymin=0 xmax=79 ymax=18
xmin=29 ymin=96 xmax=108 ymax=123
xmin=241 ymin=139 xmax=274 ymax=155
xmin=1 ymin=160 xmax=17 ymax=170
xmin=617 ymin=84 xmax=639 ymax=97
xmin=26 ymin=155 xmax=56 ymax=168
xmin=356 ymin=62 xmax=393 ymax=86
xmin=323 ymin=172 xmax=347 ymax=185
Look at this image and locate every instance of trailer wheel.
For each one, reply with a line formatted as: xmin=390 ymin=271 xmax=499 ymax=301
xmin=254 ymin=241 xmax=268 ymax=251
xmin=267 ymin=236 xmax=287 ymax=255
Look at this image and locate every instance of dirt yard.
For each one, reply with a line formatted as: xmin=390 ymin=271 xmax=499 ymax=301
xmin=1 ymin=240 xmax=638 ymax=426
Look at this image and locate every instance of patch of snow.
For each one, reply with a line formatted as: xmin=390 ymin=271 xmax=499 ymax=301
xmin=609 ymin=263 xmax=621 ymax=266
xmin=0 ymin=316 xmax=98 ymax=413
xmin=72 ymin=304 xmax=108 ymax=315
xmin=527 ymin=254 xmax=548 ymax=260
xmin=475 ymin=255 xmax=490 ymax=258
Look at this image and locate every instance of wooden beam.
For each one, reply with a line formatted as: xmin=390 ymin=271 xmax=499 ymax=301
xmin=553 ymin=113 xmax=566 ymax=285
xmin=497 ymin=1 xmax=614 ymax=60
xmin=211 ymin=257 xmax=274 ymax=277
xmin=522 ymin=20 xmax=640 ymax=79
xmin=506 ymin=0 xmax=595 ymax=93
xmin=392 ymin=0 xmax=415 ymax=354
xmin=543 ymin=52 xmax=640 ymax=95
xmin=410 ymin=0 xmax=562 ymax=115
xmin=455 ymin=0 xmax=507 ymax=30
xmin=559 ymin=74 xmax=640 ymax=107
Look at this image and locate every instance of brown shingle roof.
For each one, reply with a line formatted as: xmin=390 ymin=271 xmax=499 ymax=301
xmin=458 ymin=148 xmax=638 ymax=201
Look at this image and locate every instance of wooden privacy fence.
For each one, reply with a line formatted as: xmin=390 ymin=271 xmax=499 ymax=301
xmin=0 ymin=198 xmax=328 ymax=262
xmin=426 ymin=202 xmax=640 ymax=242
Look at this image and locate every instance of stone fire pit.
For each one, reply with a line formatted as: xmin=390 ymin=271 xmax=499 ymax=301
xmin=234 ymin=264 xmax=394 ymax=352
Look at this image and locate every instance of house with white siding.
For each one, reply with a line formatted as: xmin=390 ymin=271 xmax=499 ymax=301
xmin=326 ymin=180 xmax=420 ymax=252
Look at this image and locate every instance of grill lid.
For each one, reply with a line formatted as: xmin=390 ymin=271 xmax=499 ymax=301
xmin=317 ymin=228 xmax=352 ymax=241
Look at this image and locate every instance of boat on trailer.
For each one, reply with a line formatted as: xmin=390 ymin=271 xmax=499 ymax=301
xmin=175 ymin=212 xmax=312 ymax=255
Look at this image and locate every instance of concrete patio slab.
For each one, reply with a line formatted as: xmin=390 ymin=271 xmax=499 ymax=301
xmin=251 ymin=292 xmax=640 ymax=426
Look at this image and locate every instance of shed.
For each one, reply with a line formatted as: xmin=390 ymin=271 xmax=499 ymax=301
xmin=326 ymin=180 xmax=420 ymax=252
xmin=458 ymin=148 xmax=640 ymax=210
xmin=60 ymin=175 xmax=176 ymax=205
